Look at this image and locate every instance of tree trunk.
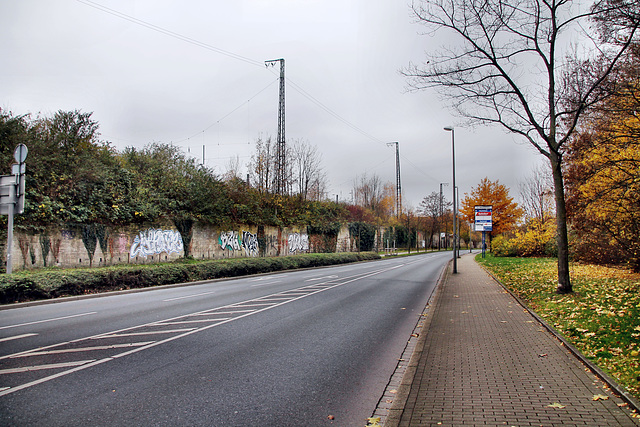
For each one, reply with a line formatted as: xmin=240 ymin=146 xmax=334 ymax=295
xmin=173 ymin=218 xmax=194 ymax=259
xmin=549 ymin=152 xmax=572 ymax=293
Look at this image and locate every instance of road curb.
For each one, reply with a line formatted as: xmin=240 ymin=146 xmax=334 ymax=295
xmin=0 ymin=258 xmax=383 ymax=311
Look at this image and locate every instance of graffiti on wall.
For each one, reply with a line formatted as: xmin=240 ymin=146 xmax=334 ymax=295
xmin=219 ymin=231 xmax=241 ymax=251
xmin=242 ymin=231 xmax=259 ymax=257
xmin=219 ymin=231 xmax=260 ymax=257
xmin=129 ymin=229 xmax=184 ymax=258
xmin=288 ymin=233 xmax=309 ymax=254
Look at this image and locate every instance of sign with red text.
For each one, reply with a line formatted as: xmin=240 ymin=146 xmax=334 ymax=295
xmin=474 ymin=205 xmax=493 ymax=232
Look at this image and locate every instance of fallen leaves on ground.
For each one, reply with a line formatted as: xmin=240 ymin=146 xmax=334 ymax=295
xmin=479 ymin=255 xmax=640 ymax=399
xmin=548 ymin=402 xmax=567 ymax=409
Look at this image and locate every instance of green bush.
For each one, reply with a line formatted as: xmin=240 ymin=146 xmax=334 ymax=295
xmin=492 ymin=235 xmax=518 ymax=257
xmin=0 ymin=252 xmax=380 ymax=304
xmin=492 ymin=219 xmax=557 ymax=258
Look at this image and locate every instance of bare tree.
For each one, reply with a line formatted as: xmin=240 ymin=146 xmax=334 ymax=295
xmin=291 ymin=139 xmax=327 ymax=201
xmin=519 ymin=164 xmax=555 ymax=224
xmin=405 ymin=0 xmax=639 ymax=293
xmin=353 ymin=173 xmax=386 ymax=213
xmin=249 ymin=136 xmax=274 ymax=194
xmin=419 ymin=191 xmax=451 ymax=248
xmin=223 ymin=154 xmax=242 ymax=182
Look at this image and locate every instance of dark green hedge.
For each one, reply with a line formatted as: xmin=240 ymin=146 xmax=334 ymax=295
xmin=0 ymin=252 xmax=380 ymax=304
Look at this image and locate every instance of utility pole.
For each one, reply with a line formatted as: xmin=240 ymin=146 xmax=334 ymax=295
xmin=387 ymin=142 xmax=401 ymax=217
xmin=444 ymin=126 xmax=457 ymax=274
xmin=439 ymin=182 xmax=448 ymax=251
xmin=265 ymin=58 xmax=286 ymax=195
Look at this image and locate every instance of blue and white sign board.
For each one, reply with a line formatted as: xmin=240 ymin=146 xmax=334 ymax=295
xmin=474 ymin=205 xmax=493 ymax=232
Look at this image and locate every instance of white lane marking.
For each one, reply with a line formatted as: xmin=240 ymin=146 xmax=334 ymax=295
xmin=0 ymin=360 xmax=96 ymax=375
xmin=304 ymin=275 xmax=338 ymax=282
xmin=249 ymin=277 xmax=273 ymax=282
xmin=194 ymin=310 xmax=253 ymax=315
xmin=250 ymin=280 xmax=282 ymax=287
xmin=108 ymin=263 xmax=408 ymax=363
xmin=0 ymin=262 xmax=408 ymax=396
xmin=0 ymin=312 xmax=97 ymax=331
xmin=232 ymin=302 xmax=274 ymax=307
xmin=153 ymin=318 xmax=230 ymax=326
xmin=92 ymin=329 xmax=195 ymax=339
xmin=10 ymin=342 xmax=155 ymax=358
xmin=0 ymin=333 xmax=38 ymax=343
xmin=163 ymin=290 xmax=217 ymax=302
xmin=0 ymin=358 xmax=112 ymax=396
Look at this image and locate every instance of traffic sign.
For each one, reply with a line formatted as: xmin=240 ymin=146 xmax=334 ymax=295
xmin=14 ymin=144 xmax=28 ymax=163
xmin=474 ymin=205 xmax=493 ymax=232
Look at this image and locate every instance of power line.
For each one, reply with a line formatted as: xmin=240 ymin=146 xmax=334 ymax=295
xmin=77 ymin=0 xmax=440 ymax=188
xmin=288 ymin=78 xmax=439 ymax=185
xmin=286 ymin=78 xmax=386 ymax=146
xmin=76 ymin=0 xmax=265 ymax=68
xmin=172 ymin=79 xmax=278 ymax=144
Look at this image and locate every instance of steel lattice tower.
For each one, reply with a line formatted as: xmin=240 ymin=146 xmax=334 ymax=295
xmin=265 ymin=58 xmax=286 ymax=195
xmin=387 ymin=142 xmax=401 ymax=217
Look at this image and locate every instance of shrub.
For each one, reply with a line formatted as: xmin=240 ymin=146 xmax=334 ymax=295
xmin=492 ymin=235 xmax=518 ymax=257
xmin=0 ymin=252 xmax=380 ymax=304
xmin=492 ymin=219 xmax=556 ymax=258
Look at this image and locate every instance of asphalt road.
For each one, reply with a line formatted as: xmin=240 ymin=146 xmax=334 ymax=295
xmin=0 ymin=252 xmax=450 ymax=426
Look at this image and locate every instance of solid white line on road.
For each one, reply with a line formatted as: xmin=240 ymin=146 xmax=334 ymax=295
xmin=0 ymin=358 xmax=112 ymax=397
xmin=0 ymin=333 xmax=38 ymax=343
xmin=153 ymin=318 xmax=230 ymax=326
xmin=163 ymin=290 xmax=217 ymax=302
xmin=304 ymin=275 xmax=338 ymax=282
xmin=92 ymin=329 xmax=196 ymax=338
xmin=0 ymin=262 xmax=410 ymax=396
xmin=0 ymin=312 xmax=97 ymax=331
xmin=231 ymin=302 xmax=275 ymax=308
xmin=0 ymin=360 xmax=96 ymax=375
xmin=10 ymin=342 xmax=155 ymax=358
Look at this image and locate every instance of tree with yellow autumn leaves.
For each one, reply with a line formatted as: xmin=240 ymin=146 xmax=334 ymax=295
xmin=459 ymin=178 xmax=523 ymax=238
xmin=565 ymin=43 xmax=640 ymax=271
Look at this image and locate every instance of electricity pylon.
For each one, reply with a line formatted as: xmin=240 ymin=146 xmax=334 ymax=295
xmin=387 ymin=141 xmax=401 ymax=217
xmin=265 ymin=58 xmax=286 ymax=195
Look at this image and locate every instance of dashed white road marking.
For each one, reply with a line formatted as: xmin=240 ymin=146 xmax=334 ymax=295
xmin=93 ymin=329 xmax=195 ymax=338
xmin=163 ymin=290 xmax=217 ymax=302
xmin=0 ymin=262 xmax=408 ymax=397
xmin=0 ymin=360 xmax=96 ymax=375
xmin=10 ymin=342 xmax=155 ymax=358
xmin=0 ymin=312 xmax=97 ymax=331
xmin=153 ymin=318 xmax=230 ymax=326
xmin=305 ymin=275 xmax=337 ymax=282
xmin=0 ymin=333 xmax=38 ymax=343
xmin=250 ymin=280 xmax=282 ymax=287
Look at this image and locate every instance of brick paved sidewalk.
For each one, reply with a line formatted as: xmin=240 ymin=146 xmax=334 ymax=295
xmin=384 ymin=253 xmax=640 ymax=426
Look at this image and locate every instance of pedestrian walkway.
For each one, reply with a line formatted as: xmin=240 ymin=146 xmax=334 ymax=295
xmin=383 ymin=253 xmax=640 ymax=426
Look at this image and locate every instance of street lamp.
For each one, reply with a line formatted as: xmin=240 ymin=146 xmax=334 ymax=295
xmin=439 ymin=182 xmax=449 ymax=251
xmin=444 ymin=126 xmax=457 ymax=274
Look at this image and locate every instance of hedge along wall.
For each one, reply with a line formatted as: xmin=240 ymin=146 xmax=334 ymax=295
xmin=1 ymin=222 xmax=355 ymax=271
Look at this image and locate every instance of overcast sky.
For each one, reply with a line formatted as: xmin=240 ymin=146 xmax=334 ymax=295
xmin=1 ymin=0 xmax=545 ymax=210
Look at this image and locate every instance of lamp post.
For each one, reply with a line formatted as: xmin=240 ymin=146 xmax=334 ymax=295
xmin=439 ymin=182 xmax=448 ymax=251
xmin=444 ymin=126 xmax=457 ymax=273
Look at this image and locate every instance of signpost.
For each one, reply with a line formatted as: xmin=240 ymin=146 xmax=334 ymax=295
xmin=474 ymin=205 xmax=492 ymax=258
xmin=1 ymin=144 xmax=28 ymax=274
